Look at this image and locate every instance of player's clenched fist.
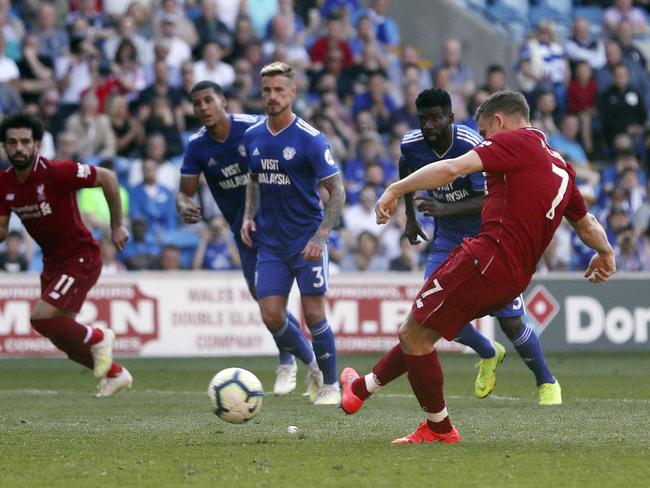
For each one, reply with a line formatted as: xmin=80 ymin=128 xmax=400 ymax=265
xmin=375 ymin=187 xmax=398 ymax=224
xmin=111 ymin=225 xmax=129 ymax=252
xmin=179 ymin=201 xmax=202 ymax=224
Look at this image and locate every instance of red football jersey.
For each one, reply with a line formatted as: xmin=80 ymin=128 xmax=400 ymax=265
xmin=464 ymin=127 xmax=587 ymax=291
xmin=0 ymin=157 xmax=100 ymax=263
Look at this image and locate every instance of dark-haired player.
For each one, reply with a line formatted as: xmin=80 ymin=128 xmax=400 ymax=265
xmin=0 ymin=112 xmax=131 ymax=397
xmin=177 ymin=80 xmax=318 ymax=396
xmin=396 ymin=88 xmax=561 ymax=404
xmin=341 ymin=91 xmax=615 ymax=444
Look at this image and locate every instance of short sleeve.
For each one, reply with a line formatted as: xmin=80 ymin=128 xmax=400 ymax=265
xmin=243 ymin=130 xmax=258 ymax=175
xmin=472 ymin=131 xmax=522 ymax=173
xmin=50 ymin=160 xmax=97 ymax=192
xmin=468 ymin=171 xmax=486 ymax=193
xmin=308 ymin=134 xmax=340 ymax=180
xmin=180 ymin=143 xmax=202 ymax=176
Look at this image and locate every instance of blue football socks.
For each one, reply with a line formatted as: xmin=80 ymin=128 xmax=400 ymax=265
xmin=307 ymin=318 xmax=338 ymax=385
xmin=454 ymin=324 xmax=497 ymax=358
xmin=277 ymin=312 xmax=303 ymax=365
xmin=272 ymin=316 xmax=315 ymax=366
xmin=506 ymin=322 xmax=555 ymax=386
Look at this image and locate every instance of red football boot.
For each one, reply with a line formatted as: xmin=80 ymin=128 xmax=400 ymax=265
xmin=339 ymin=367 xmax=364 ymax=414
xmin=391 ymin=423 xmax=461 ymax=445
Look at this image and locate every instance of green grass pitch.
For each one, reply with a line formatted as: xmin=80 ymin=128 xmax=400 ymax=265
xmin=1 ymin=352 xmax=649 ymax=487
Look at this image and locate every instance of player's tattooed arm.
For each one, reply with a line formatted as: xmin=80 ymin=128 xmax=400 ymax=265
xmin=303 ymin=173 xmax=345 ymax=261
xmin=95 ymin=167 xmax=129 ymax=251
xmin=241 ymin=174 xmax=260 ymax=247
xmin=400 ymin=161 xmax=428 ymax=245
xmin=176 ymin=175 xmax=202 ymax=224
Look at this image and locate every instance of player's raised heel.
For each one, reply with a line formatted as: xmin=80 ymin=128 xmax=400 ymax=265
xmin=474 ymin=341 xmax=506 ymax=398
xmin=274 ymin=362 xmax=297 ymax=395
xmin=538 ymin=379 xmax=562 ymax=405
xmin=340 ymin=367 xmax=364 ymax=414
xmin=391 ymin=423 xmax=461 ymax=445
xmin=96 ymin=367 xmax=133 ymax=397
xmin=91 ymin=328 xmax=115 ymax=379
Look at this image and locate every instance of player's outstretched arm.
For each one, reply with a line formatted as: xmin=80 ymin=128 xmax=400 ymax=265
xmin=241 ymin=174 xmax=260 ymax=247
xmin=569 ymin=213 xmax=616 ymax=283
xmin=95 ymin=167 xmax=129 ymax=252
xmin=176 ymin=175 xmax=202 ymax=224
xmin=399 ymin=161 xmax=428 ymax=245
xmin=376 ymin=151 xmax=484 ymax=224
xmin=303 ymin=173 xmax=345 ymax=261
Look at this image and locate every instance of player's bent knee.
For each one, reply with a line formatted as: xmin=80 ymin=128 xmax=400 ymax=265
xmin=398 ymin=315 xmax=436 ymax=355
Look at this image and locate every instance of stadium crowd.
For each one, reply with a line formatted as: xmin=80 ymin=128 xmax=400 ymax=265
xmin=0 ymin=0 xmax=648 ymax=274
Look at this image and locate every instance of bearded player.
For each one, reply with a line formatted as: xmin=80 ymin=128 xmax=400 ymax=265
xmin=0 ymin=113 xmax=131 ymax=397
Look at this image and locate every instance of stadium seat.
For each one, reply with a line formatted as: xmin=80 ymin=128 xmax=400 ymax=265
xmin=542 ymin=0 xmax=572 ymax=16
xmin=572 ymin=5 xmax=604 ymax=35
xmin=494 ymin=0 xmax=529 ymax=19
xmin=28 ymin=247 xmax=43 ymax=273
xmin=486 ymin=4 xmax=530 ymax=41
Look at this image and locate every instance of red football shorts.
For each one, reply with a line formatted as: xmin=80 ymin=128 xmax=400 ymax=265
xmin=411 ymin=248 xmax=519 ymax=340
xmin=40 ymin=253 xmax=102 ymax=313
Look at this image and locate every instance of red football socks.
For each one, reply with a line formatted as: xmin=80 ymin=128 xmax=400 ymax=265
xmin=404 ymin=349 xmax=453 ymax=434
xmin=372 ymin=343 xmax=407 ymax=386
xmin=88 ymin=327 xmax=104 ymax=345
xmin=107 ymin=363 xmax=123 ymax=378
xmin=31 ymin=317 xmax=94 ymax=369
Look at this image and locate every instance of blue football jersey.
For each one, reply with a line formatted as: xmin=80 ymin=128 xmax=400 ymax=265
xmin=400 ymin=124 xmax=485 ymax=243
xmin=244 ymin=115 xmax=341 ymax=254
xmin=181 ymin=113 xmax=261 ymax=232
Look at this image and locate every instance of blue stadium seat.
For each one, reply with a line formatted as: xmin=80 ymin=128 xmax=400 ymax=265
xmin=572 ymin=6 xmax=604 ymax=25
xmin=486 ymin=4 xmax=530 ymax=41
xmin=28 ymin=247 xmax=43 ymax=273
xmin=494 ymin=0 xmax=529 ymax=19
xmin=542 ymin=0 xmax=572 ymax=16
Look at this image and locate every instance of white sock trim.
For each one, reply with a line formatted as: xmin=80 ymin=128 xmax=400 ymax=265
xmin=365 ymin=373 xmax=382 ymax=393
xmin=426 ymin=407 xmax=448 ymax=424
xmin=83 ymin=325 xmax=93 ymax=344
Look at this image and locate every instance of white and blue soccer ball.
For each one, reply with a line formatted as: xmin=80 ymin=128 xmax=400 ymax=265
xmin=207 ymin=367 xmax=264 ymax=424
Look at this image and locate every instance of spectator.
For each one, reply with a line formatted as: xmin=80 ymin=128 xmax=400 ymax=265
xmin=615 ymin=226 xmax=647 ymax=271
xmin=30 ymin=3 xmax=68 ymax=61
xmin=156 ymin=244 xmax=182 ymax=270
xmin=193 ymin=40 xmax=235 ymax=91
xmin=192 ymin=216 xmax=240 ymax=271
xmin=263 ymin=14 xmax=309 ymax=70
xmin=352 ymin=69 xmax=396 ymax=134
xmin=129 ymin=133 xmax=180 ymax=192
xmin=565 ymin=17 xmax=606 ymax=70
xmin=549 ymin=114 xmax=600 ymax=189
xmin=599 ymin=63 xmax=646 ymax=148
xmin=137 ymin=60 xmax=184 ymax=122
xmin=388 ymin=235 xmax=418 ymax=271
xmin=103 ymin=15 xmax=154 ymax=68
xmin=516 ymin=21 xmax=569 ymax=111
xmin=350 ymin=14 xmax=380 ymax=61
xmin=595 ymin=40 xmax=650 ymax=110
xmin=38 ymin=87 xmax=65 ymax=138
xmin=368 ymin=0 xmax=399 ymax=49
xmin=0 ymin=230 xmax=28 ymax=272
xmin=16 ymin=32 xmax=55 ymax=105
xmin=193 ymin=0 xmax=233 ymax=59
xmin=112 ymin=38 xmax=147 ymax=104
xmin=431 ymin=38 xmax=475 ymax=101
xmin=129 ymin=158 xmax=178 ymax=243
xmin=343 ymin=184 xmax=384 ymax=240
xmin=481 ymin=64 xmax=507 ymax=95
xmin=344 ymin=132 xmax=393 ymax=203
xmin=567 ymin=60 xmax=597 ymax=155
xmin=310 ymin=10 xmax=354 ymax=69
xmin=531 ymin=89 xmax=560 ymax=137
xmin=156 ymin=15 xmax=192 ymax=69
xmin=243 ymin=0 xmax=279 ymax=38
xmin=619 ymin=167 xmax=646 ymax=214
xmin=152 ymin=0 xmax=198 ymax=49
xmin=432 ymin=66 xmax=468 ymax=121
xmin=177 ymin=60 xmax=202 ymax=134
xmin=55 ymin=130 xmax=80 ymax=161
xmin=120 ymin=219 xmax=160 ymax=270
xmin=604 ymin=0 xmax=648 ymax=36
xmin=390 ymin=81 xmax=420 ymax=130
xmin=65 ymin=91 xmax=116 ymax=159
xmin=107 ymin=94 xmax=142 ymax=159
xmin=616 ymin=19 xmax=647 ymax=69
xmin=227 ymin=14 xmax=258 ymax=63
xmin=340 ymin=230 xmax=389 ymax=271
xmin=0 ymin=31 xmax=19 ymax=84
xmin=143 ymin=96 xmax=184 ymax=158
xmin=215 ymin=0 xmax=244 ymax=31
xmin=54 ymin=34 xmax=96 ymax=113
xmin=65 ymin=0 xmax=111 ymax=40
xmin=267 ymin=0 xmax=305 ymax=42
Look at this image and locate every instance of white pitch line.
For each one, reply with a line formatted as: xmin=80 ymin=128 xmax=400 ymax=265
xmin=3 ymin=389 xmax=650 ymax=404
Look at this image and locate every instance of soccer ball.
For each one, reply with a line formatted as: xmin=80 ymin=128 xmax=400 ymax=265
xmin=207 ymin=367 xmax=264 ymax=424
